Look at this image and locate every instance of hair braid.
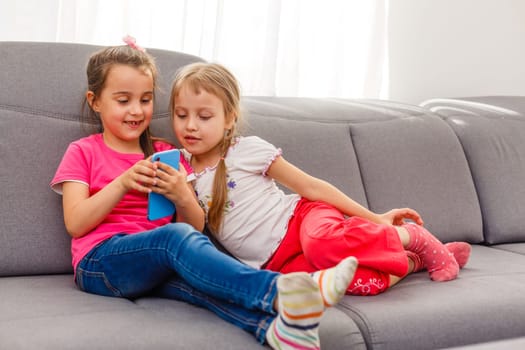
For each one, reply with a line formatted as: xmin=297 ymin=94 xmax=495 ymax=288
xmin=207 ymin=128 xmax=237 ymax=234
xmin=170 ymin=62 xmax=242 ymax=236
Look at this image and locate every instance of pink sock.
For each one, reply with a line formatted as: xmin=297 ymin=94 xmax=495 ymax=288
xmin=406 ymin=250 xmax=424 ymax=273
xmin=407 ymin=242 xmax=471 ymax=273
xmin=403 ymin=223 xmax=459 ymax=281
xmin=445 ymin=242 xmax=471 ymax=269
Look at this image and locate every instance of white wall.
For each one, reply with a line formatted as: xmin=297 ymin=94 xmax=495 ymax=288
xmin=0 ymin=1 xmax=61 ymax=41
xmin=388 ymin=0 xmax=525 ymax=104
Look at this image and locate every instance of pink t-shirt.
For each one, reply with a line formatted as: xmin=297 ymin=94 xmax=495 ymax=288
xmin=50 ymin=133 xmax=193 ymax=271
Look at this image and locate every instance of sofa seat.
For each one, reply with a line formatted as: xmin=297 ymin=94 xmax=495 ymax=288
xmin=0 ymin=275 xmax=366 ymax=349
xmin=337 ymin=245 xmax=525 ymax=349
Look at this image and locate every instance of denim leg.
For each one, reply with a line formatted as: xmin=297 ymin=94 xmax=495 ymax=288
xmin=75 ymin=223 xmax=278 ymax=341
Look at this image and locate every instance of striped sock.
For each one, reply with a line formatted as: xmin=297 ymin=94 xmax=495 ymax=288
xmin=266 ymin=272 xmax=323 ymax=350
xmin=311 ymin=256 xmax=358 ymax=307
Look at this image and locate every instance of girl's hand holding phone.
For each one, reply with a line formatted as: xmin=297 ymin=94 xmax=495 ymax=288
xmin=118 ymin=159 xmax=158 ymax=194
xmin=147 ymin=149 xmax=181 ymax=220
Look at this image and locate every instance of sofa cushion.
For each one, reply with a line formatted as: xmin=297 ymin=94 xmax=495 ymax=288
xmin=349 ymin=100 xmax=483 ymax=243
xmin=491 ymin=242 xmax=525 ymax=255
xmin=242 ymin=97 xmax=368 ymax=205
xmin=0 ymin=274 xmax=367 ymax=349
xmin=421 ymin=97 xmax=525 ymax=244
xmin=445 ymin=336 xmax=525 ymax=350
xmin=0 ymin=275 xmax=260 ymax=349
xmin=1 ymin=108 xmax=82 ymax=276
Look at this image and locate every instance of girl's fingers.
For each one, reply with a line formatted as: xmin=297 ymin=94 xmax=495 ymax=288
xmin=156 ymin=163 xmax=186 ymax=183
xmin=136 ymin=184 xmax=152 ymax=194
xmin=130 ymin=168 xmax=157 ymax=192
xmin=155 ymin=161 xmax=176 ymax=175
xmin=127 ymin=178 xmax=152 ymax=194
xmin=402 ymin=208 xmax=424 ymax=225
xmin=388 ymin=208 xmax=424 ymax=226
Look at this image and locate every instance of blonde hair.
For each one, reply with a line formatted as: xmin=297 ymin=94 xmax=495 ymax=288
xmin=83 ymin=45 xmax=160 ymax=157
xmin=170 ymin=62 xmax=242 ymax=235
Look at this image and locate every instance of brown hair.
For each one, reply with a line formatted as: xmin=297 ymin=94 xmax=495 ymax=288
xmin=82 ymin=45 xmax=160 ymax=157
xmin=170 ymin=62 xmax=241 ymax=234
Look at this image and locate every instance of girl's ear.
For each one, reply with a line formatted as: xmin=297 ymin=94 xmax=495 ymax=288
xmin=225 ymin=111 xmax=237 ymax=129
xmin=86 ymin=91 xmax=99 ymax=112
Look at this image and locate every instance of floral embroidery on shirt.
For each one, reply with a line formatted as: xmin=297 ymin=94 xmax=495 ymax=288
xmin=198 ymin=174 xmax=236 ymax=215
xmin=224 ymin=174 xmax=235 ymax=210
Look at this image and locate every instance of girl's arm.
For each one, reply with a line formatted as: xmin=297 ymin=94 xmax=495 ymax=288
xmin=62 ymin=159 xmax=158 ymax=238
xmin=267 ymin=156 xmax=423 ymax=226
xmin=151 ymin=162 xmax=205 ymax=231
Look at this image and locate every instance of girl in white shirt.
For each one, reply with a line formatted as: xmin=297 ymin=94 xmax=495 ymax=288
xmin=170 ymin=62 xmax=471 ymax=296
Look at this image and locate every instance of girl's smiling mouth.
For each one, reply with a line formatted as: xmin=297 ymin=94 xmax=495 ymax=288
xmin=125 ymin=120 xmax=143 ymax=128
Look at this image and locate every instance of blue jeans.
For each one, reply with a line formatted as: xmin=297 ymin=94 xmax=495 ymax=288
xmin=76 ymin=223 xmax=277 ymax=343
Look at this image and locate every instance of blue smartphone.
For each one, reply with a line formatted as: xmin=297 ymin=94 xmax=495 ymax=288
xmin=147 ymin=149 xmax=180 ymax=221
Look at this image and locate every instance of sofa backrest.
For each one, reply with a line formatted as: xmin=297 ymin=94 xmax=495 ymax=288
xmin=242 ymin=97 xmax=484 ymax=244
xmin=0 ymin=41 xmax=202 ymax=276
xmin=422 ymin=97 xmax=525 ymax=245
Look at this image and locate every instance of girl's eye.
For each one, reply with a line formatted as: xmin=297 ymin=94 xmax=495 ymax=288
xmin=199 ymin=115 xmax=212 ymax=120
xmin=118 ymin=99 xmax=128 ymax=104
xmin=176 ymin=114 xmax=187 ymax=119
xmin=141 ymin=98 xmax=152 ymax=104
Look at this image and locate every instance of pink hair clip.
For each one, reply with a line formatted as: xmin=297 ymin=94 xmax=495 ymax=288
xmin=122 ymin=35 xmax=145 ymax=52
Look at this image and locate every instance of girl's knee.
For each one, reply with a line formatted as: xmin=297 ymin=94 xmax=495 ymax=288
xmin=164 ymin=222 xmax=198 ymax=235
xmin=163 ymin=223 xmax=211 ymax=248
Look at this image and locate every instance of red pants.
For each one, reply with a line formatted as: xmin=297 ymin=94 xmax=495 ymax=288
xmin=263 ymin=199 xmax=409 ymax=295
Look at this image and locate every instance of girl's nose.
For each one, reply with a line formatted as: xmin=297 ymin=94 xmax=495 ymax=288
xmin=129 ymin=101 xmax=142 ymax=116
xmin=186 ymin=115 xmax=197 ymax=130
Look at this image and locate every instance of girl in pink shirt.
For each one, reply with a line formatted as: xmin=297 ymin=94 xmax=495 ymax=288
xmin=50 ymin=40 xmax=359 ymax=350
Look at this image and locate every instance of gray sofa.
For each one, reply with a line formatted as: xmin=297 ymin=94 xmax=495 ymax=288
xmin=1 ymin=41 xmax=525 ymax=349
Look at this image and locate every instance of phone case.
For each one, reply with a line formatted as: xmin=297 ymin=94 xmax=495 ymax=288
xmin=147 ymin=149 xmax=180 ymax=221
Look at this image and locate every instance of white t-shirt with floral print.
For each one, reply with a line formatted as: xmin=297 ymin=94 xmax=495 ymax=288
xmin=183 ymin=136 xmax=300 ymax=268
